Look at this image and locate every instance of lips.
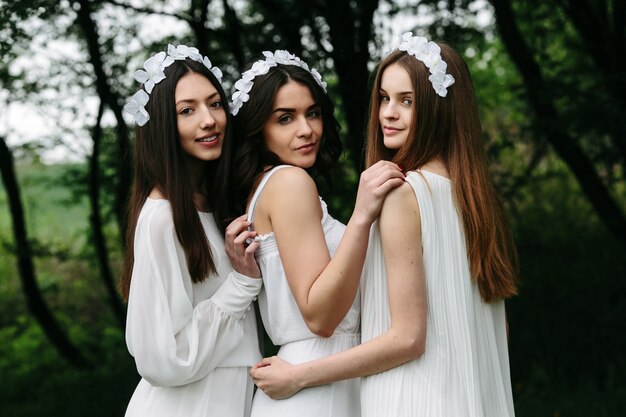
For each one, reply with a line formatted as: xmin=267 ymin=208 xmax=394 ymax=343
xmin=195 ymin=133 xmax=220 ymax=143
xmin=296 ymin=143 xmax=316 ymax=151
xmin=383 ymin=125 xmax=402 ymax=135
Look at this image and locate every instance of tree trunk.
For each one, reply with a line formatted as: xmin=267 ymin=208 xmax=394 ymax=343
xmin=320 ymin=0 xmax=380 ymax=172
xmin=0 ymin=137 xmax=88 ymax=368
xmin=88 ymin=104 xmax=126 ymax=328
xmin=490 ymin=0 xmax=626 ymax=244
xmin=75 ymin=0 xmax=132 ymax=242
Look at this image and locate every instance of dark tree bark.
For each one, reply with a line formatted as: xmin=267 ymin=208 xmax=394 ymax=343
xmin=88 ymin=103 xmax=126 ymax=327
xmin=318 ymin=0 xmax=380 ymax=172
xmin=491 ymin=0 xmax=626 ymax=244
xmin=557 ymin=0 xmax=626 ymax=163
xmin=0 ymin=137 xmax=88 ymax=368
xmin=75 ymin=0 xmax=132 ymax=242
xmin=221 ymin=0 xmax=246 ymax=69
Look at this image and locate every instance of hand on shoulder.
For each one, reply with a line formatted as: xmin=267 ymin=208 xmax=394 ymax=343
xmin=353 ymin=161 xmax=405 ymax=226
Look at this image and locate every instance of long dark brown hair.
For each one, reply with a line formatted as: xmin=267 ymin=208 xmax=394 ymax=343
xmin=365 ymin=45 xmax=518 ymax=302
xmin=226 ymin=62 xmax=342 ymax=224
xmin=121 ymin=58 xmax=232 ymax=300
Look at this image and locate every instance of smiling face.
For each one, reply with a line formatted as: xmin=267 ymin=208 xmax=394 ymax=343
xmin=379 ymin=63 xmax=415 ymax=150
xmin=175 ymin=71 xmax=227 ymax=163
xmin=261 ymin=80 xmax=323 ymax=169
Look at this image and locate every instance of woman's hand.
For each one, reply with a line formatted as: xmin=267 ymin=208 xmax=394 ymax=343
xmin=250 ymin=356 xmax=303 ymax=399
xmin=224 ymin=215 xmax=261 ymax=278
xmin=353 ymin=160 xmax=405 ymax=225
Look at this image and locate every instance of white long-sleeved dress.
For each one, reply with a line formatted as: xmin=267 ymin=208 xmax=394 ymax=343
xmin=360 ymin=170 xmax=515 ymax=417
xmin=124 ymin=198 xmax=263 ymax=417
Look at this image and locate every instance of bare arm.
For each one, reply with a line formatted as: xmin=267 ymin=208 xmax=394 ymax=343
xmin=251 ymin=182 xmax=427 ymax=397
xmin=265 ymin=161 xmax=404 ymax=336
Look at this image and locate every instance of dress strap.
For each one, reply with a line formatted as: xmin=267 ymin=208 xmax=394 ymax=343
xmin=246 ymin=165 xmax=292 ymax=223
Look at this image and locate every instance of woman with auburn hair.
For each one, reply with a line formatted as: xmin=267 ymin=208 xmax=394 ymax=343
xmin=250 ymin=34 xmax=518 ymax=417
xmin=120 ymin=45 xmax=263 ymax=417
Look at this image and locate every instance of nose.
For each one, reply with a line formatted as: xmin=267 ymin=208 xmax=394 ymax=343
xmin=200 ymin=106 xmax=216 ymax=129
xmin=382 ymin=101 xmax=398 ymax=120
xmin=296 ymin=116 xmax=313 ymax=138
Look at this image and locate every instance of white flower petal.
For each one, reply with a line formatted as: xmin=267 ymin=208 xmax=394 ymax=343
xmin=134 ymin=69 xmax=149 ymax=84
xmin=210 ymin=67 xmax=223 ymax=81
xmin=144 ymin=79 xmax=155 ymax=94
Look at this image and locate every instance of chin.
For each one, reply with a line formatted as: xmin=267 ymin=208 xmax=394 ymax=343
xmin=383 ymin=141 xmax=402 ymax=150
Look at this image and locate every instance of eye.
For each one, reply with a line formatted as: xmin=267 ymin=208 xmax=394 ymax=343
xmin=306 ymin=108 xmax=321 ymax=119
xmin=278 ymin=114 xmax=293 ymax=124
xmin=179 ymin=107 xmax=193 ymax=116
xmin=402 ymin=98 xmax=413 ymax=106
xmin=209 ymin=100 xmax=223 ymax=109
xmin=380 ymin=94 xmax=390 ymax=102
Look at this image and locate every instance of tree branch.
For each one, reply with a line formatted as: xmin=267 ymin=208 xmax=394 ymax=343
xmin=491 ymin=0 xmax=626 ymax=243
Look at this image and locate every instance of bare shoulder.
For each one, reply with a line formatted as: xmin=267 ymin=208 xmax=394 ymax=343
xmin=262 ymin=166 xmax=320 ymax=208
xmin=261 ymin=167 xmax=322 ymax=221
xmin=265 ymin=166 xmax=317 ymax=193
xmin=381 ymin=181 xmax=419 ymax=216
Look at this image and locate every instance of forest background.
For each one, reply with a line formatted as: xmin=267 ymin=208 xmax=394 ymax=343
xmin=0 ymin=0 xmax=625 ymax=416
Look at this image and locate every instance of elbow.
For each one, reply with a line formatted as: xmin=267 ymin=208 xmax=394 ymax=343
xmin=405 ymin=336 xmax=425 ymax=359
xmin=135 ymin=358 xmax=188 ymax=388
xmin=304 ymin=317 xmax=337 ymax=338
xmin=394 ymin=330 xmax=425 ymax=361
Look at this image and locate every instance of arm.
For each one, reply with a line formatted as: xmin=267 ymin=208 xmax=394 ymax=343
xmin=126 ymin=205 xmax=261 ymax=387
xmin=251 ymin=182 xmax=427 ymax=398
xmin=265 ymin=162 xmax=404 ymax=336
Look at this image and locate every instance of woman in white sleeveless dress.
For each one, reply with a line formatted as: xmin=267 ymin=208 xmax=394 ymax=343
xmin=121 ymin=46 xmax=264 ymax=417
xmin=226 ymin=51 xmax=404 ymax=417
xmin=250 ymin=35 xmax=518 ymax=417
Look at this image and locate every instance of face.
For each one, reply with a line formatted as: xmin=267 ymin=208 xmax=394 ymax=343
xmin=262 ymin=80 xmax=323 ymax=169
xmin=379 ymin=63 xmax=414 ymax=150
xmin=175 ymin=71 xmax=226 ymax=162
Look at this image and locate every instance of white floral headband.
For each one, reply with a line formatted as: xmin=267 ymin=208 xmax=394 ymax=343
xmin=230 ymin=50 xmax=328 ymax=116
xmin=387 ymin=32 xmax=455 ymax=97
xmin=124 ymin=44 xmax=224 ymax=126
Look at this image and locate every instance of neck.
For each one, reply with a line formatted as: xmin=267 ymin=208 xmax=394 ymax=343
xmin=186 ymin=156 xmax=209 ymax=210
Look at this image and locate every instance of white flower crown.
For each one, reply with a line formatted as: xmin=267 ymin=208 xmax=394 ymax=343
xmin=388 ymin=32 xmax=455 ymax=97
xmin=230 ymin=50 xmax=328 ymax=116
xmin=124 ymin=44 xmax=224 ymax=126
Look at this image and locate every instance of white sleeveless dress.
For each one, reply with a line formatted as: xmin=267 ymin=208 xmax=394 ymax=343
xmin=248 ymin=165 xmax=361 ymax=417
xmin=360 ymin=170 xmax=515 ymax=417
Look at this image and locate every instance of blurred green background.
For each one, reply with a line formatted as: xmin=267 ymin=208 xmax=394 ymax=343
xmin=1 ymin=0 xmax=624 ymax=416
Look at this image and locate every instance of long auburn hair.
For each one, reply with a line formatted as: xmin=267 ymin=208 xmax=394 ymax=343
xmin=121 ymin=58 xmax=232 ymax=300
xmin=226 ymin=63 xmax=342 ymax=224
xmin=365 ymin=45 xmax=518 ymax=302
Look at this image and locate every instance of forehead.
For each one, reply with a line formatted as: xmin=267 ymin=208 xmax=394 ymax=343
xmin=380 ymin=63 xmax=412 ymax=92
xmin=273 ymin=80 xmax=315 ymax=107
xmin=175 ymin=72 xmax=218 ymax=99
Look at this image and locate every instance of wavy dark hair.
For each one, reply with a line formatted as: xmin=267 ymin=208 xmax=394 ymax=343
xmin=365 ymin=45 xmax=518 ymax=302
xmin=225 ymin=62 xmax=342 ymax=226
xmin=121 ymin=58 xmax=233 ymax=300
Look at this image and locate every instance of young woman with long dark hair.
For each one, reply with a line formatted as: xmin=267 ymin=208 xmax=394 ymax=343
xmin=227 ymin=51 xmax=404 ymax=417
xmin=121 ymin=45 xmax=262 ymax=417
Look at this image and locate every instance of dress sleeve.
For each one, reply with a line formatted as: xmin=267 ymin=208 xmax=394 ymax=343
xmin=125 ymin=204 xmax=262 ymax=387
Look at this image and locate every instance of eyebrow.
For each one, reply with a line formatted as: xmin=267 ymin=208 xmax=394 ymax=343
xmin=379 ymin=89 xmax=413 ymax=95
xmin=271 ymin=103 xmax=320 ymax=114
xmin=176 ymin=91 xmax=220 ymax=106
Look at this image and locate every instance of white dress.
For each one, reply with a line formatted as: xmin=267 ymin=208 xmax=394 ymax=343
xmin=248 ymin=166 xmax=361 ymax=417
xmin=360 ymin=170 xmax=515 ymax=417
xmin=125 ymin=198 xmax=263 ymax=417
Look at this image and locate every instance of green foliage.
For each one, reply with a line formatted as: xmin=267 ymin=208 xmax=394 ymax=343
xmin=0 ymin=315 xmax=138 ymax=417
